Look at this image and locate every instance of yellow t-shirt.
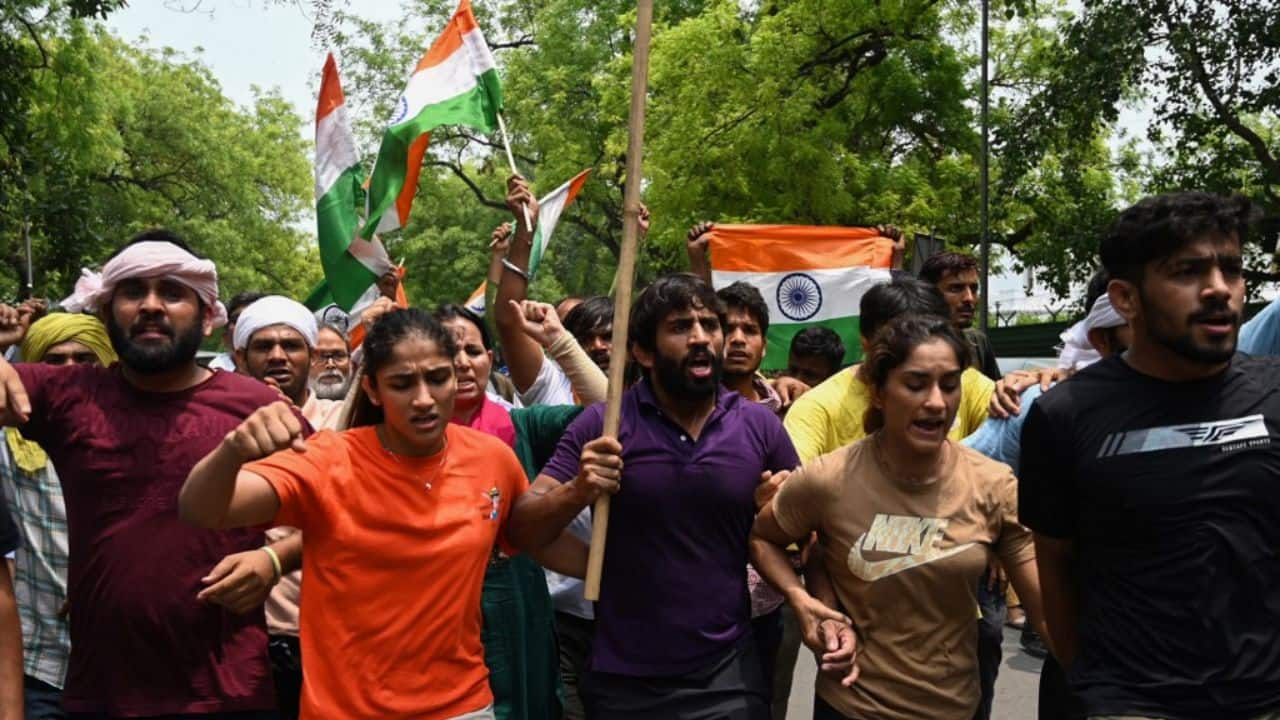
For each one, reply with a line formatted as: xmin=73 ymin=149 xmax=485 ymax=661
xmin=783 ymin=365 xmax=994 ymax=464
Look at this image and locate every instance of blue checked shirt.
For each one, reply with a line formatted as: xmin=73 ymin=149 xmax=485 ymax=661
xmin=0 ymin=429 xmax=71 ymax=688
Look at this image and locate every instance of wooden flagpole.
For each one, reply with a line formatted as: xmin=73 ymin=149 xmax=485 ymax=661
xmin=584 ymin=0 xmax=654 ymax=602
xmin=496 ymin=113 xmax=535 ymax=234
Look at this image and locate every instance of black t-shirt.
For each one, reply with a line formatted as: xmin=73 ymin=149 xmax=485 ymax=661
xmin=965 ymin=328 xmax=1002 ymax=381
xmin=1020 ymin=354 xmax=1280 ymax=719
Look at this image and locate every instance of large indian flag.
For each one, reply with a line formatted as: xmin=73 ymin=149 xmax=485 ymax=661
xmin=361 ymin=0 xmax=502 ymax=238
xmin=312 ymin=52 xmax=395 ymax=311
xmin=708 ymin=224 xmax=894 ymax=371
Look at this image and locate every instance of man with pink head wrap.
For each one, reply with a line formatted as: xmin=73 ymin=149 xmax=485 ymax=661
xmin=0 ymin=229 xmax=306 ymax=719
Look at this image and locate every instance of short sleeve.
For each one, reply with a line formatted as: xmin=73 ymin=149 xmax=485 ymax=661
xmin=993 ymin=471 xmax=1035 ymax=568
xmin=11 ymin=363 xmax=62 ymax=444
xmin=783 ymin=392 xmax=830 ymax=465
xmin=771 ymin=455 xmax=836 ymax=540
xmin=761 ymin=411 xmax=800 ymax=473
xmin=245 ymin=431 xmax=343 ymax=533
xmin=958 ymin=369 xmax=995 ymax=439
xmin=1017 ymin=401 xmax=1076 ymax=538
xmin=539 ymin=405 xmax=603 ymax=484
xmin=518 ymin=357 xmax=575 ymax=407
xmin=495 ymin=446 xmax=532 ymax=555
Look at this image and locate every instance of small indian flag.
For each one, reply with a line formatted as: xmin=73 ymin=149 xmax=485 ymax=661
xmin=361 ymin=0 xmax=502 ymax=238
xmin=465 ymin=281 xmax=487 ymax=317
xmin=528 ymin=169 xmax=591 ymax=277
xmin=707 ymin=225 xmax=894 ymax=371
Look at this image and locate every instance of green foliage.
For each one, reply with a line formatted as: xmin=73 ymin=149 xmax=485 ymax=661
xmin=0 ymin=4 xmax=317 ymax=303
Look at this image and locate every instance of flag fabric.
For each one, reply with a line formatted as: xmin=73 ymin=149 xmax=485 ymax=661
xmin=465 ymin=281 xmax=487 ymax=317
xmin=361 ymin=0 xmax=503 ymax=238
xmin=314 ymin=52 xmax=395 ymax=311
xmin=707 ymin=225 xmax=894 ymax=371
xmin=460 ymin=169 xmax=591 ymax=317
xmin=528 ymin=169 xmax=591 ymax=278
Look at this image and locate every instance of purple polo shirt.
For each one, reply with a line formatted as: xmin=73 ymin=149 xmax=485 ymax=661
xmin=541 ymin=380 xmax=799 ymax=676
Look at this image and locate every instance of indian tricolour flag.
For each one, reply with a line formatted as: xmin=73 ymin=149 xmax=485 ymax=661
xmin=312 ymin=52 xmax=395 ymax=312
xmin=708 ymin=225 xmax=894 ymax=371
xmin=361 ymin=0 xmax=502 ymax=238
xmin=461 ymin=168 xmax=592 ymax=316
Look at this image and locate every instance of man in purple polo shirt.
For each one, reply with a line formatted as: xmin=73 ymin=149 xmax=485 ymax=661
xmin=509 ymin=272 xmax=799 ymax=719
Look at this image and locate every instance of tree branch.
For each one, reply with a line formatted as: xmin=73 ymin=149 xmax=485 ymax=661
xmin=15 ymin=14 xmax=50 ymax=70
xmin=427 ymin=159 xmax=507 ymax=211
xmin=491 ymin=36 xmax=535 ymax=50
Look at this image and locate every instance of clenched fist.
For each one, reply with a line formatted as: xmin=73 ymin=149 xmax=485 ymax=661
xmin=223 ymin=401 xmax=306 ymax=463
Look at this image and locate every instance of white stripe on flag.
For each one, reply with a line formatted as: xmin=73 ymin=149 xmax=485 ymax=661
xmin=315 ymin=105 xmax=359 ymax=199
xmin=712 ymin=266 xmax=891 ymax=324
xmin=396 ymin=30 xmax=496 ymax=126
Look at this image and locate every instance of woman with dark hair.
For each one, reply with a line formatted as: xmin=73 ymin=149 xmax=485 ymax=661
xmin=433 ymin=301 xmax=595 ymax=720
xmin=178 ymin=308 xmax=585 ymax=719
xmin=750 ymin=314 xmax=1046 ymax=720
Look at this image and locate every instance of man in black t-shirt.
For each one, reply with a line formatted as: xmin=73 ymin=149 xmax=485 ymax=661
xmin=1020 ymin=191 xmax=1280 ymax=719
xmin=0 ymin=502 xmax=20 ymax=716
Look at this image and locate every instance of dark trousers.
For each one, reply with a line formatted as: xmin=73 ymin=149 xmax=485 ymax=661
xmin=771 ymin=604 xmax=802 ymax=720
xmin=813 ymin=693 xmax=852 ymax=720
xmin=975 ymin=570 xmax=1007 ymax=720
xmin=1038 ymin=654 xmax=1085 ymax=720
xmin=25 ymin=675 xmax=67 ymax=720
xmin=269 ymin=635 xmax=302 ymax=720
xmin=555 ymin=612 xmax=595 ymax=720
xmin=751 ymin=608 xmax=784 ymax=705
xmin=581 ymin=633 xmax=769 ymax=720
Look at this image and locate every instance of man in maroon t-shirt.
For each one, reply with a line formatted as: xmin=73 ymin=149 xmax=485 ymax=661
xmin=0 ymin=229 xmax=302 ymax=718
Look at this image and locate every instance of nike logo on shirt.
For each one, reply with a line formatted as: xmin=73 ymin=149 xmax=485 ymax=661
xmin=847 ymin=513 xmax=976 ymax=582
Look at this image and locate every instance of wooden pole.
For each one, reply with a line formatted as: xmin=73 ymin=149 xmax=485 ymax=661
xmin=584 ymin=0 xmax=654 ymax=602
xmin=496 ymin=113 xmax=535 ymax=234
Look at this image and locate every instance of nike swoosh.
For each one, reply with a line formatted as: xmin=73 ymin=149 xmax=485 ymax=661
xmin=846 ymin=536 xmax=978 ymax=582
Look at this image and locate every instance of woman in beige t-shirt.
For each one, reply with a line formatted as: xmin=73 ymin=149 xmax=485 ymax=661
xmin=750 ymin=314 xmax=1047 ymax=720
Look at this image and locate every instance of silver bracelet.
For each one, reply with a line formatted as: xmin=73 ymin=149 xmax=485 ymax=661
xmin=501 ymin=258 xmax=530 ymax=282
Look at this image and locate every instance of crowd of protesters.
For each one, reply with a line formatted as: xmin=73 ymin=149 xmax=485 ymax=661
xmin=0 ymin=185 xmax=1277 ymax=720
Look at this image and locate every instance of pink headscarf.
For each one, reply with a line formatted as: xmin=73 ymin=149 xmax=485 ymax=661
xmin=62 ymin=241 xmax=229 ymax=327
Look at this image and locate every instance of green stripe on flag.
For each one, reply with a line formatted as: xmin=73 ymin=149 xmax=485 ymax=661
xmin=763 ymin=316 xmax=863 ymax=372
xmin=317 ymin=167 xmax=378 ymax=310
xmin=362 ymin=71 xmax=502 ymax=238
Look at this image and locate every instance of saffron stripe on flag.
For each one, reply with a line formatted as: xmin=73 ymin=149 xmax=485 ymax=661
xmin=708 ymin=224 xmax=893 ymax=272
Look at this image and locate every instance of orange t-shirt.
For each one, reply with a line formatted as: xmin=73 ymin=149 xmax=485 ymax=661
xmin=247 ymin=424 xmax=529 ymax=719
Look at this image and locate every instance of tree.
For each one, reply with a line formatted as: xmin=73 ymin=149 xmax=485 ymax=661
xmin=0 ymin=5 xmax=318 ymax=303
xmin=999 ymin=0 xmax=1280 ymax=287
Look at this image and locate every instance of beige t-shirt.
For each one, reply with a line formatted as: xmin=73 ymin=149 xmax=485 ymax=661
xmin=773 ymin=439 xmax=1034 ymax=720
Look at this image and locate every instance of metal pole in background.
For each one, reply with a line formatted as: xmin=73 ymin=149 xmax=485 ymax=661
xmin=979 ymin=0 xmax=991 ymax=332
xmin=23 ymin=221 xmax=33 ymax=299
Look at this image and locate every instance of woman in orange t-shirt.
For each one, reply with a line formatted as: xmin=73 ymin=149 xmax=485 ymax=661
xmin=178 ymin=308 xmax=583 ymax=720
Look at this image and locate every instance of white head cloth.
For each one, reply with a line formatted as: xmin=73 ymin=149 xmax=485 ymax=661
xmin=233 ymin=295 xmax=319 ymax=351
xmin=1058 ymin=293 xmax=1126 ymax=370
xmin=61 ymin=241 xmax=229 ymax=327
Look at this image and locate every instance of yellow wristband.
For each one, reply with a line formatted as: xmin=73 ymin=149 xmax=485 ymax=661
xmin=261 ymin=546 xmax=283 ymax=582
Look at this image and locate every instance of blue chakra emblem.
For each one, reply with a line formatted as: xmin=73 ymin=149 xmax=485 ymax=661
xmin=389 ymin=95 xmax=410 ymax=126
xmin=776 ymin=273 xmax=822 ymax=321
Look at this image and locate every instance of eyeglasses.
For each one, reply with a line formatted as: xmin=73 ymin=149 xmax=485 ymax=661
xmin=317 ymin=351 xmax=349 ymax=365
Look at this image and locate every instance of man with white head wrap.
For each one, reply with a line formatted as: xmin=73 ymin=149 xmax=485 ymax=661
xmin=0 ymin=229 xmax=306 ymax=718
xmin=225 ymin=294 xmax=342 ymax=720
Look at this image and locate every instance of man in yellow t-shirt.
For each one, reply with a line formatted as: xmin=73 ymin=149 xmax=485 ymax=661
xmin=784 ymin=276 xmax=994 ymax=463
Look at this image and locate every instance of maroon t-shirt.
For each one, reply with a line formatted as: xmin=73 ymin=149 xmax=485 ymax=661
xmin=15 ymin=363 xmax=294 ymax=716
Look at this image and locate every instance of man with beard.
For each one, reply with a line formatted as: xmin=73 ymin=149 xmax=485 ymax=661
xmin=1021 ymin=192 xmax=1280 ymax=719
xmin=0 ymin=229 xmax=303 ymax=718
xmin=509 ymin=273 xmax=799 ymax=719
xmin=920 ymin=252 xmax=1002 ymax=380
xmin=309 ymin=323 xmax=352 ymax=401
xmin=562 ymin=297 xmax=615 ymax=373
